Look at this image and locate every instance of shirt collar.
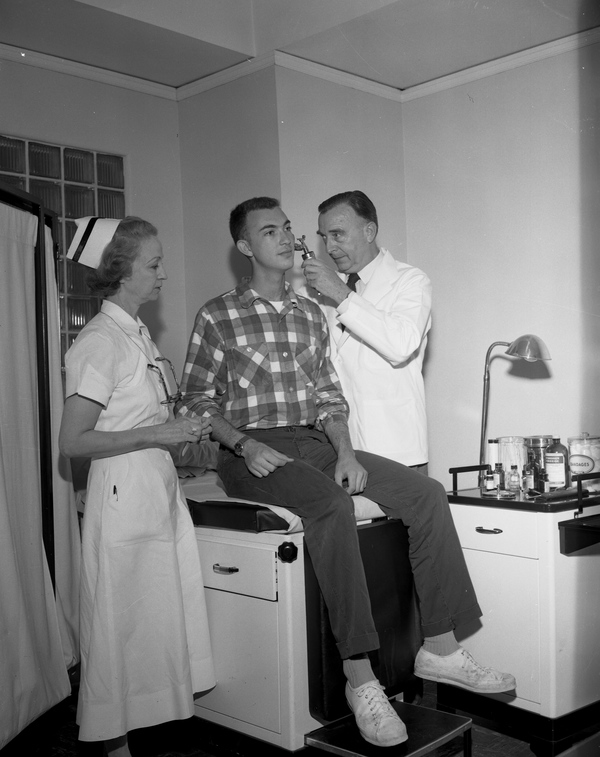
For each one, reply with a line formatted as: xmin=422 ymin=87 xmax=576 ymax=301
xmin=237 ymin=277 xmax=305 ymax=312
xmin=101 ymin=300 xmax=148 ymax=337
xmin=350 ymin=250 xmax=382 ymax=286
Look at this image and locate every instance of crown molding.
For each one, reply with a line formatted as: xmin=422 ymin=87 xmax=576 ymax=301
xmin=0 ymin=43 xmax=176 ymax=100
xmin=272 ymin=51 xmax=403 ymax=102
xmin=175 ymin=49 xmax=403 ymax=102
xmin=2 ymin=26 xmax=599 ymax=104
xmin=175 ymin=53 xmax=277 ymax=100
xmin=401 ymin=26 xmax=600 ymax=102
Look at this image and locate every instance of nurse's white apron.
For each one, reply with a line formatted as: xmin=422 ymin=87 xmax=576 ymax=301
xmin=72 ymin=313 xmax=214 ymax=741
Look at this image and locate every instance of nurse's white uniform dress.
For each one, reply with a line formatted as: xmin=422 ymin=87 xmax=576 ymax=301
xmin=65 ymin=300 xmax=215 ymax=742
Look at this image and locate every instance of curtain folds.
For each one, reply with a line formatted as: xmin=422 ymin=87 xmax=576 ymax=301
xmin=0 ymin=204 xmax=80 ymax=748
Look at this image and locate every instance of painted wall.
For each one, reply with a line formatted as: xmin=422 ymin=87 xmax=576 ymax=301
xmin=177 ymin=67 xmax=281 ymax=334
xmin=403 ymin=42 xmax=600 ymax=486
xmin=274 ymin=66 xmax=405 ymax=292
xmin=0 ymin=59 xmax=187 ymax=366
xmin=4 ymin=43 xmax=598 ymax=489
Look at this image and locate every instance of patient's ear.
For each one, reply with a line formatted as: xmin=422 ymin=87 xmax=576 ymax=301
xmin=236 ymin=239 xmax=253 ymax=258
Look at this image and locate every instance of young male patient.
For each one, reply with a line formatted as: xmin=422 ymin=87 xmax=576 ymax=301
xmin=177 ymin=197 xmax=515 ymax=748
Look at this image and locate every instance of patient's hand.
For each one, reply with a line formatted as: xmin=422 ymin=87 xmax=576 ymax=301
xmin=335 ymin=453 xmax=368 ymax=495
xmin=243 ymin=439 xmax=294 ymax=478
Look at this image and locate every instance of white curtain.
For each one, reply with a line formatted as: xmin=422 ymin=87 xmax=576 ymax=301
xmin=0 ymin=204 xmax=80 ymax=748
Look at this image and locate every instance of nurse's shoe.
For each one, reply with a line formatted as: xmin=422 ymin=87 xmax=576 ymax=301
xmin=414 ymin=647 xmax=516 ymax=693
xmin=345 ymin=679 xmax=408 ymax=747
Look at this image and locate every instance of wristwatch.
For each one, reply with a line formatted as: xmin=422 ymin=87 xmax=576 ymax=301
xmin=233 ymin=435 xmax=251 ymax=457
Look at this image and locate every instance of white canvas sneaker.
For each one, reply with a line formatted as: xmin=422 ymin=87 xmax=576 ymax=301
xmin=414 ymin=647 xmax=516 ymax=693
xmin=345 ymin=679 xmax=408 ymax=747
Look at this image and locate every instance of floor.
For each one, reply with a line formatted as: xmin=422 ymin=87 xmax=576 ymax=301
xmin=1 ymin=675 xmax=538 ymax=757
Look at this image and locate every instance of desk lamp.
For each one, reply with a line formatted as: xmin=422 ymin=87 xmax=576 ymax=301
xmin=479 ymin=334 xmax=551 ymax=483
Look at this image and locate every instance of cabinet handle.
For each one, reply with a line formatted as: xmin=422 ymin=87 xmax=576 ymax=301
xmin=475 ymin=527 xmax=503 ymax=535
xmin=212 ymin=563 xmax=240 ymax=575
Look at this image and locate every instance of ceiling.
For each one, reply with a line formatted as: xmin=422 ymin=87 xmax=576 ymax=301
xmin=1 ymin=0 xmax=599 ymax=91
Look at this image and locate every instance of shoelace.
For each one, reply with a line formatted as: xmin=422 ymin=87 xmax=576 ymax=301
xmin=460 ymin=649 xmax=502 ymax=678
xmin=360 ymin=686 xmax=396 ymax=722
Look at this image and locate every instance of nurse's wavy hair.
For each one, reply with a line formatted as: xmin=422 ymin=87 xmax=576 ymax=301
xmin=87 ymin=216 xmax=158 ymax=297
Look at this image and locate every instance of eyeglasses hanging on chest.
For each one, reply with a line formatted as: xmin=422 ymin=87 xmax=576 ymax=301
xmin=147 ymin=356 xmax=182 ymax=404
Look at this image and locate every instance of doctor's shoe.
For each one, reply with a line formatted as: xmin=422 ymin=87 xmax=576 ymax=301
xmin=345 ymin=679 xmax=408 ymax=747
xmin=414 ymin=646 xmax=516 ymax=693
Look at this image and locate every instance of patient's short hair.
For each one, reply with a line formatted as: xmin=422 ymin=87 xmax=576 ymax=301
xmin=229 ymin=197 xmax=280 ymax=244
xmin=318 ymin=190 xmax=378 ymax=230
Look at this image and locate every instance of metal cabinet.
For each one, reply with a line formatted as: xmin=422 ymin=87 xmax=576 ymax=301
xmin=442 ymin=490 xmax=600 ymax=755
xmin=194 ymin=527 xmax=321 ymax=751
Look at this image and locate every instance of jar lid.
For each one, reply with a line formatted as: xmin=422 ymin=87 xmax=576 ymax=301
xmin=524 ymin=435 xmax=554 ymax=447
xmin=567 ymin=433 xmax=600 ymax=443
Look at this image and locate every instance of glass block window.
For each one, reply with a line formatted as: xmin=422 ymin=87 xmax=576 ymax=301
xmin=0 ymin=134 xmax=125 ymax=372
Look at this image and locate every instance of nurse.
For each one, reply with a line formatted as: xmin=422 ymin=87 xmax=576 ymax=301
xmin=59 ymin=216 xmax=215 ymax=757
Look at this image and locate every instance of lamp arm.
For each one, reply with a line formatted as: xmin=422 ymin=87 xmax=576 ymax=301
xmin=478 ymin=341 xmax=510 ymax=482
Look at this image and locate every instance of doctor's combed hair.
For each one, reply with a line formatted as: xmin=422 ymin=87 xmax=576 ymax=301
xmin=229 ymin=197 xmax=280 ymax=244
xmin=87 ymin=217 xmax=158 ymax=297
xmin=318 ymin=190 xmax=378 ymax=230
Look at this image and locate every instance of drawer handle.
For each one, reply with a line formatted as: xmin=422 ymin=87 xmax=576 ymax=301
xmin=475 ymin=527 xmax=503 ymax=535
xmin=212 ymin=563 xmax=240 ymax=575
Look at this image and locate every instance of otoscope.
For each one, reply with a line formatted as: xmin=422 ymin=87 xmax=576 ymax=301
xmin=294 ymin=235 xmax=314 ymax=260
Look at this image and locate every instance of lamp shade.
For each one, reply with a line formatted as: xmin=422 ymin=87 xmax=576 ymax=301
xmin=505 ymin=334 xmax=551 ymax=362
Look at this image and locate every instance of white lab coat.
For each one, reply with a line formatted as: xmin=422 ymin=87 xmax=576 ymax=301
xmin=319 ymin=249 xmax=432 ymax=467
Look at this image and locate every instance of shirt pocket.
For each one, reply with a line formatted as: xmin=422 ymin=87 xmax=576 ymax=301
xmin=293 ymin=343 xmax=317 ymax=387
xmin=229 ymin=342 xmax=273 ymax=389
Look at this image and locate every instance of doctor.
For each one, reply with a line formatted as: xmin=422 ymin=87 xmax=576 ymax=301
xmin=303 ymin=190 xmax=431 ymax=471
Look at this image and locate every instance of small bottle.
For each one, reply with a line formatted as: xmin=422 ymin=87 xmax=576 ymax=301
xmin=522 ymin=454 xmax=539 ymax=492
xmin=507 ymin=465 xmax=521 ymax=493
xmin=493 ymin=462 xmax=505 ymax=490
xmin=539 ymin=469 xmax=551 ymax=493
xmin=482 ymin=472 xmax=496 ymax=494
xmin=545 ymin=437 xmax=569 ymax=490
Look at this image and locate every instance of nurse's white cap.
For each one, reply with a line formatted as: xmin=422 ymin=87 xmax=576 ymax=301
xmin=67 ymin=216 xmax=121 ymax=269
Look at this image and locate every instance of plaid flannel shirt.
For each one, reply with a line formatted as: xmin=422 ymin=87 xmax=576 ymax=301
xmin=179 ymin=278 xmax=349 ymax=431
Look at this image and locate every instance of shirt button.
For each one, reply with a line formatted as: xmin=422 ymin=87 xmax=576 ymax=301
xmin=283 ymin=352 xmax=288 ymax=357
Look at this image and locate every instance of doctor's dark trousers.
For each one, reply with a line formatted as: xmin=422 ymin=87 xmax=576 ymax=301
xmin=217 ymin=425 xmax=481 ymax=660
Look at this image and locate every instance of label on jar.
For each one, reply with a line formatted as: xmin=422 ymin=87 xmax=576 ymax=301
xmin=546 ymin=452 xmax=566 ymax=486
xmin=569 ymin=454 xmax=595 ymax=475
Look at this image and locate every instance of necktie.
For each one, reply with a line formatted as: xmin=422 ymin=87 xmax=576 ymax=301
xmin=346 ymin=272 xmax=360 ymax=292
xmin=342 ymin=273 xmax=360 ymax=331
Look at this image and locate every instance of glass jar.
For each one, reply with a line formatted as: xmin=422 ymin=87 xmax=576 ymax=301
xmin=567 ymin=433 xmax=600 ymax=491
xmin=524 ymin=435 xmax=554 ymax=474
xmin=497 ymin=436 xmax=527 ymax=478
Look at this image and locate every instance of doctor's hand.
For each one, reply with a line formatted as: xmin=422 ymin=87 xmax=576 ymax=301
xmin=334 ymin=452 xmax=368 ymax=495
xmin=242 ymin=439 xmax=294 ymax=478
xmin=302 ymin=258 xmax=352 ymax=305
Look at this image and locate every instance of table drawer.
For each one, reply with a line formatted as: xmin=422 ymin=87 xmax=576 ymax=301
xmin=197 ymin=537 xmax=277 ymax=600
xmin=450 ymin=504 xmax=538 ymax=558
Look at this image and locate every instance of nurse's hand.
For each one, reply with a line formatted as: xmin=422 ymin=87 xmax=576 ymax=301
xmin=157 ymin=415 xmax=208 ymax=445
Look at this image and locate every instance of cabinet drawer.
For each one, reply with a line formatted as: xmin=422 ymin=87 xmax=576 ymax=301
xmin=450 ymin=504 xmax=538 ymax=558
xmin=197 ymin=538 xmax=277 ymax=600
